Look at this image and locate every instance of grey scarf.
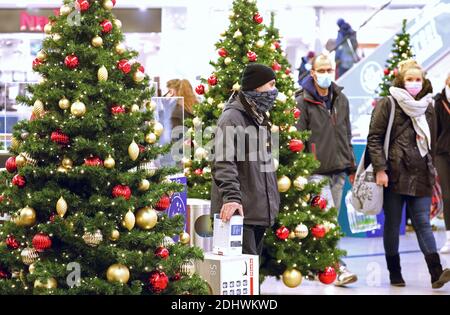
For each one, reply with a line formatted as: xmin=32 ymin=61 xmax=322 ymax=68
xmin=241 ymin=88 xmax=278 ymax=114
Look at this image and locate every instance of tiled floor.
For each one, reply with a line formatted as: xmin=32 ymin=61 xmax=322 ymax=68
xmin=261 ymin=230 xmax=450 ymax=295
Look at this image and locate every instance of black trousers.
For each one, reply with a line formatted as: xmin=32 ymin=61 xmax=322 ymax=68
xmin=436 ymin=155 xmax=450 ymax=230
xmin=242 ymin=225 xmax=267 ymax=256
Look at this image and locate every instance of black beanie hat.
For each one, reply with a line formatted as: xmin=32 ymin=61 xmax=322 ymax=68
xmin=241 ymin=63 xmax=276 ymax=91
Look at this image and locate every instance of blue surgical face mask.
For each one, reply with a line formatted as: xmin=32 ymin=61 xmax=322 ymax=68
xmin=315 ymin=73 xmax=333 ymax=89
xmin=242 ymin=88 xmax=279 ymax=113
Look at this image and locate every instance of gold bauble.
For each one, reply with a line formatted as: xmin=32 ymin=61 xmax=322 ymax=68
xmin=282 ymin=269 xmax=302 ymax=288
xmin=52 ymin=34 xmax=61 ymax=42
xmin=11 ymin=137 xmax=20 ymax=150
xmin=194 ymin=147 xmax=207 ymax=161
xmin=122 ymin=210 xmax=135 ymax=231
xmin=289 ymin=231 xmax=296 ymax=239
xmin=232 ymin=82 xmax=241 ymax=91
xmin=29 ymin=263 xmax=36 ymax=274
xmin=37 ymin=51 xmax=47 ymax=62
xmin=15 ymin=154 xmax=27 ymax=168
xmin=110 ymin=229 xmax=120 ymax=241
xmin=153 ymin=122 xmax=164 ymax=137
xmin=131 ymin=104 xmax=140 ymax=112
xmin=98 ymin=66 xmax=108 ymax=81
xmin=60 ymin=5 xmax=71 ymax=16
xmin=104 ymin=155 xmax=115 ymax=169
xmin=56 ymin=196 xmax=68 ymax=217
xmin=33 ymin=100 xmax=44 ymax=116
xmin=278 ymin=176 xmax=292 ymax=193
xmin=106 ymin=264 xmax=130 ymax=284
xmin=103 ymin=0 xmax=114 ymax=10
xmin=59 ymin=98 xmax=70 ymax=110
xmin=44 ymin=23 xmax=52 ymax=34
xmin=182 ymin=158 xmax=192 ymax=168
xmin=91 ymin=36 xmax=103 ymax=47
xmin=180 ymin=260 xmax=196 ymax=277
xmin=133 ymin=71 xmax=145 ymax=83
xmin=18 ymin=206 xmax=37 ymax=227
xmin=21 ymin=247 xmax=39 ymax=265
xmin=145 ymin=133 xmax=157 ymax=144
xmin=57 ymin=166 xmax=68 ymax=173
xmin=62 ymin=157 xmax=73 ymax=169
xmin=179 ymin=232 xmax=190 ymax=245
xmin=115 ymin=43 xmax=126 ymax=55
xmin=114 ymin=19 xmax=122 ymax=29
xmin=135 ymin=207 xmax=157 ymax=230
xmin=71 ymin=100 xmax=86 ymax=117
xmin=293 ymin=176 xmax=308 ymax=191
xmin=294 ymin=224 xmax=308 ymax=239
xmin=224 ymin=57 xmax=232 ymax=65
xmin=34 ymin=277 xmax=57 ymax=289
xmin=256 ymin=39 xmax=265 ymax=48
xmin=128 ymin=140 xmax=139 ymax=161
xmin=138 ymin=179 xmax=150 ymax=192
xmin=288 ymin=126 xmax=297 ymax=133
xmin=82 ymin=230 xmax=103 ymax=247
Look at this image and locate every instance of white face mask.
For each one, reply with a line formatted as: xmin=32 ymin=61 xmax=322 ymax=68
xmin=315 ymin=73 xmax=333 ymax=89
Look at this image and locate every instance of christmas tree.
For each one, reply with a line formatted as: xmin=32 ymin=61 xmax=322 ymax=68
xmin=0 ymin=0 xmax=207 ymax=295
xmin=378 ymin=19 xmax=414 ymax=96
xmin=259 ymin=12 xmax=344 ymax=288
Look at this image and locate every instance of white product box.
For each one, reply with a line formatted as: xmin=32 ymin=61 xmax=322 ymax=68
xmin=213 ymin=214 xmax=243 ymax=256
xmin=195 ymin=253 xmax=259 ymax=295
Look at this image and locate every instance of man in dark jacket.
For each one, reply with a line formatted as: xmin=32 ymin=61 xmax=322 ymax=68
xmin=211 ymin=64 xmax=280 ymax=256
xmin=296 ymin=53 xmax=357 ymax=286
xmin=335 ymin=18 xmax=359 ymax=79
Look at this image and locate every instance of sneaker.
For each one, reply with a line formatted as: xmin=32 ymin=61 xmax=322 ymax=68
xmin=334 ymin=266 xmax=358 ymax=287
xmin=440 ymin=241 xmax=450 ymax=254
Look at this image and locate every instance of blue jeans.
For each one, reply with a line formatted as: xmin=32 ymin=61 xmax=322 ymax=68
xmin=383 ymin=188 xmax=437 ymax=256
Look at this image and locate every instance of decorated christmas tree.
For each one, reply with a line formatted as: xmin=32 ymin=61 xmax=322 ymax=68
xmin=378 ymin=19 xmax=414 ymax=96
xmin=185 ymin=0 xmax=344 ymax=289
xmin=259 ymin=12 xmax=344 ymax=288
xmin=0 ymin=0 xmax=207 ymax=295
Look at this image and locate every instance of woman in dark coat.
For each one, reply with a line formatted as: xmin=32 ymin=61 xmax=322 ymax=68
xmin=367 ymin=60 xmax=450 ymax=289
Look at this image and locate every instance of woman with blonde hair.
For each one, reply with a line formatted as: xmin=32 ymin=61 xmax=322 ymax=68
xmin=367 ymin=59 xmax=450 ymax=289
xmin=166 ymin=79 xmax=197 ymax=128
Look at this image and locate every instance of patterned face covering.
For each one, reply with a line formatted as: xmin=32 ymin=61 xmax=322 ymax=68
xmin=242 ymin=88 xmax=279 ymax=113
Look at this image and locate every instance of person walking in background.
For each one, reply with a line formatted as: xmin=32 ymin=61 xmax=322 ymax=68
xmin=211 ymin=64 xmax=280 ymax=256
xmin=295 ymin=53 xmax=358 ymax=286
xmin=297 ymin=51 xmax=315 ymax=86
xmin=435 ymin=73 xmax=450 ymax=254
xmin=367 ymin=60 xmax=450 ymax=289
xmin=165 ymin=79 xmax=197 ymax=128
xmin=335 ymin=18 xmax=359 ymax=79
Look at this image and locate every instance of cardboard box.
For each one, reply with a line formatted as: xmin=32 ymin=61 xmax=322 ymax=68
xmin=195 ymin=253 xmax=259 ymax=295
xmin=213 ymin=214 xmax=243 ymax=256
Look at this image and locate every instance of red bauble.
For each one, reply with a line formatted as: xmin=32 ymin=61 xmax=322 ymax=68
xmin=51 ymin=130 xmax=70 ymax=145
xmin=289 ymin=139 xmax=304 ymax=153
xmin=311 ymin=224 xmax=326 ymax=239
xmin=155 ymin=195 xmax=171 ymax=211
xmin=253 ymin=13 xmax=263 ymax=24
xmin=311 ymin=195 xmax=327 ymax=210
xmin=285 ymin=68 xmax=291 ymax=75
xmin=32 ymin=58 xmax=43 ymax=69
xmin=6 ymin=235 xmax=20 ymax=250
xmin=12 ymin=175 xmax=26 ymax=188
xmin=117 ymin=59 xmax=131 ymax=74
xmin=247 ymin=51 xmax=257 ymax=62
xmin=84 ymin=156 xmax=103 ymax=167
xmin=100 ymin=19 xmax=113 ymax=33
xmin=112 ymin=185 xmax=131 ymax=200
xmin=383 ymin=68 xmax=390 ymax=76
xmin=138 ymin=65 xmax=145 ymax=73
xmin=111 ymin=105 xmax=126 ymax=115
xmin=218 ymin=48 xmax=228 ymax=57
xmin=32 ymin=233 xmax=52 ymax=252
xmin=0 ymin=195 xmax=4 ymax=203
xmin=276 ymin=226 xmax=290 ymax=240
xmin=195 ymin=84 xmax=205 ymax=95
xmin=49 ymin=213 xmax=57 ymax=223
xmin=272 ymin=62 xmax=282 ymax=71
xmin=65 ymin=54 xmax=79 ymax=69
xmin=138 ymin=144 xmax=146 ymax=153
xmin=274 ymin=41 xmax=281 ymax=50
xmin=5 ymin=157 xmax=17 ymax=173
xmin=293 ymin=108 xmax=301 ymax=120
xmin=319 ymin=266 xmax=337 ymax=284
xmin=148 ymin=271 xmax=169 ymax=293
xmin=208 ymin=75 xmax=218 ymax=86
xmin=111 ymin=0 xmax=116 ymax=5
xmin=76 ymin=0 xmax=90 ymax=11
xmin=0 ymin=269 xmax=9 ymax=279
xmin=155 ymin=247 xmax=170 ymax=259
xmin=194 ymin=168 xmax=203 ymax=176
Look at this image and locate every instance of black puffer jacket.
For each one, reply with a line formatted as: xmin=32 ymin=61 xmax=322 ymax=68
xmin=434 ymin=88 xmax=450 ymax=157
xmin=367 ymin=86 xmax=436 ymax=197
xmin=211 ymin=93 xmax=280 ymax=227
